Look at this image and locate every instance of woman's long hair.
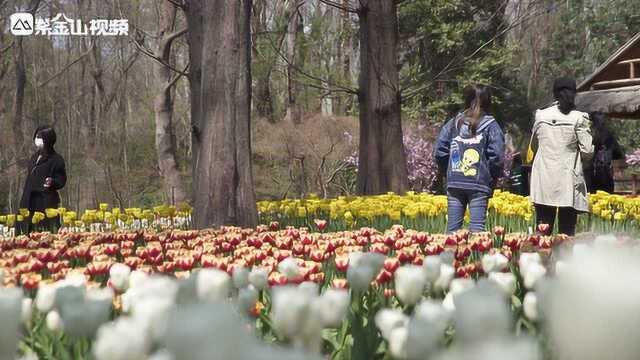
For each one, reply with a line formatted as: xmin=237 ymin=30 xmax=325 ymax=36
xmin=33 ymin=125 xmax=57 ymax=155
xmin=461 ymin=85 xmax=492 ymax=135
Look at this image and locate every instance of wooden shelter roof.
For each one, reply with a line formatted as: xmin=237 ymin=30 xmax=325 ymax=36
xmin=576 ymin=32 xmax=640 ymax=118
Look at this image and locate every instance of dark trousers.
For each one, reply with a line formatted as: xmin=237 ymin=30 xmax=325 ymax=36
xmin=534 ymin=204 xmax=577 ymax=236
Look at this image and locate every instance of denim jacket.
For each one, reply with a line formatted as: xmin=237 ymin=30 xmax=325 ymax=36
xmin=435 ymin=113 xmax=505 ymax=194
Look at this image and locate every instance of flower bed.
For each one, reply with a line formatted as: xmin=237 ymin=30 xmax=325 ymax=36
xmin=0 ymin=223 xmax=618 ymax=359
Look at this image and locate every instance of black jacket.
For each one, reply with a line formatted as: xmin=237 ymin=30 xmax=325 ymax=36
xmin=19 ymin=151 xmax=66 ymax=211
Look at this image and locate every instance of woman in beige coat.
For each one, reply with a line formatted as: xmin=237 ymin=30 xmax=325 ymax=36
xmin=530 ymin=78 xmax=594 ymax=235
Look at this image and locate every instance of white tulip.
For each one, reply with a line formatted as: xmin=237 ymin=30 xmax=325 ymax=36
xmin=278 ymin=258 xmax=301 ymax=280
xmin=298 ymin=281 xmax=319 ymax=297
xmin=271 ymin=286 xmax=313 ymax=339
xmin=131 ymin=297 xmax=174 ymax=341
xmin=46 ymin=310 xmax=63 ymax=331
xmin=395 ymin=265 xmax=427 ymax=306
xmin=109 ymin=263 xmax=131 ymax=292
xmin=238 ymin=286 xmax=259 ymax=314
xmin=523 ymin=292 xmax=538 ymax=321
xmin=0 ymin=287 xmax=22 ymax=358
xmin=518 ymin=252 xmax=541 ymax=271
xmin=61 ymin=272 xmax=87 ymax=287
xmin=555 ymin=260 xmax=567 ymax=275
xmin=147 ymin=349 xmax=175 ymax=360
xmin=547 ymin=246 xmax=640 ymax=360
xmin=388 ymin=326 xmax=409 ymax=360
xmin=442 ymin=292 xmax=456 ymax=313
xmin=348 ymin=251 xmax=364 ymax=268
xmin=35 ymin=283 xmax=58 ymax=313
xmin=423 ymin=256 xmax=442 ymax=283
xmin=488 ymin=272 xmax=517 ymax=296
xmin=122 ymin=276 xmax=178 ymax=314
xmin=414 ymin=299 xmax=451 ymax=329
xmin=347 ymin=265 xmax=376 ymax=293
xmin=196 ymin=269 xmax=231 ymax=302
xmin=129 ymin=270 xmax=150 ymax=289
xmin=87 ymin=287 xmax=115 ymax=302
xmin=21 ymin=298 xmax=33 ymax=325
xmin=449 ymin=278 xmax=474 ymax=296
xmin=93 ymin=317 xmax=150 ymax=360
xmin=316 ymin=289 xmax=349 ymax=327
xmin=593 ymin=234 xmax=616 ymax=249
xmin=482 ymin=253 xmax=509 ymax=273
xmin=434 ymin=264 xmax=455 ymax=291
xmin=232 ymin=266 xmax=250 ymax=289
xmin=571 ymin=243 xmax=590 ymax=259
xmin=375 ymin=308 xmax=409 ymax=340
xmin=522 ymin=262 xmax=546 ymax=289
xmin=248 ymin=267 xmax=269 ymax=291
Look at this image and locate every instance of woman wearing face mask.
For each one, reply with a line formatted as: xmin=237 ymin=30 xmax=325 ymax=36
xmin=19 ymin=125 xmax=67 ymax=233
xmin=529 ymin=78 xmax=593 ymax=236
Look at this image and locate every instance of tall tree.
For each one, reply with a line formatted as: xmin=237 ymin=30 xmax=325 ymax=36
xmin=192 ymin=0 xmax=258 ymax=228
xmin=285 ymin=0 xmax=303 ymax=124
xmin=153 ymin=1 xmax=188 ymax=204
xmin=184 ymin=0 xmax=203 ymax=193
xmin=355 ymin=0 xmax=408 ymax=194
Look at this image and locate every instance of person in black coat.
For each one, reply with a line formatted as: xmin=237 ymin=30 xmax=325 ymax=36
xmin=583 ymin=112 xmax=624 ymax=194
xmin=19 ymin=125 xmax=67 ymax=233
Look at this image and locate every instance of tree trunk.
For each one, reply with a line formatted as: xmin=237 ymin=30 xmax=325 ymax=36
xmin=285 ymin=0 xmax=303 ymax=124
xmin=356 ymin=0 xmax=408 ymax=195
xmin=252 ymin=0 xmax=275 ymax=122
xmin=185 ymin=0 xmax=203 ymax=203
xmin=154 ymin=0 xmax=187 ymax=204
xmin=193 ymin=0 xmax=258 ymax=228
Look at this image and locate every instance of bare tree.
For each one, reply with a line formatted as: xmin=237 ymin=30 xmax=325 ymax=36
xmin=192 ymin=0 xmax=257 ymax=228
xmin=153 ymin=0 xmax=188 ymax=204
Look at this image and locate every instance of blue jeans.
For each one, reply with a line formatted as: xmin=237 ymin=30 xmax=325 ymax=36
xmin=447 ymin=188 xmax=489 ymax=233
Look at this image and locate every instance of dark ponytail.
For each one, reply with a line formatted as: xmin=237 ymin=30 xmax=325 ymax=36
xmin=461 ymin=85 xmax=492 ymax=135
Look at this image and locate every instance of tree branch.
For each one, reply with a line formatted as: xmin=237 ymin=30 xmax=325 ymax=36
xmin=165 ymin=0 xmax=186 ymax=10
xmin=0 ymin=41 xmax=13 ymax=55
xmin=318 ymin=0 xmax=358 ymax=13
xmin=132 ymin=35 xmax=189 ymax=77
xmin=38 ymin=41 xmax=95 ymax=87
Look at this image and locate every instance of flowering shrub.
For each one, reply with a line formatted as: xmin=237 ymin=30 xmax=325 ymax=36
xmin=626 ymin=148 xmax=640 ymax=167
xmin=344 ymin=125 xmax=439 ymax=192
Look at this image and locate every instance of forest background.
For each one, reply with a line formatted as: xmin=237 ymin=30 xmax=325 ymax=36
xmin=1 ymin=0 xmax=639 ymax=214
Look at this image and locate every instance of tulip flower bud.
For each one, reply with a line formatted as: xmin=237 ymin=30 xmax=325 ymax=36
xmin=523 ymin=292 xmax=538 ymax=321
xmin=238 ymin=286 xmax=259 ymax=315
xmin=232 ymin=266 xmax=250 ymax=289
xmin=423 ymin=256 xmax=442 ymax=283
xmin=278 ymin=258 xmax=301 ymax=281
xmin=375 ymin=308 xmax=409 ymax=340
xmin=395 ymin=265 xmax=427 ymax=306
xmin=488 ymin=272 xmax=517 ymax=296
xmin=21 ymin=298 xmax=33 ymax=325
xmin=248 ymin=267 xmax=269 ymax=291
xmin=317 ymin=289 xmax=349 ymax=328
xmin=433 ymin=264 xmax=455 ymax=291
xmin=109 ymin=263 xmax=132 ymax=292
xmin=388 ymin=326 xmax=408 ymax=360
xmin=46 ymin=310 xmax=63 ymax=332
xmin=0 ymin=287 xmax=23 ymax=359
xmin=522 ymin=262 xmax=546 ymax=290
xmin=93 ymin=318 xmax=150 ymax=360
xmin=36 ymin=283 xmax=58 ymax=313
xmin=196 ymin=269 xmax=231 ymax=303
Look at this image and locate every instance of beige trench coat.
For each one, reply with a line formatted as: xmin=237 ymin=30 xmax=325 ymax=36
xmin=530 ymin=104 xmax=594 ymax=212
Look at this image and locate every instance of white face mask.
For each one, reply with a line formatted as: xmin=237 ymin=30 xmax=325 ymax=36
xmin=34 ymin=137 xmax=44 ymax=149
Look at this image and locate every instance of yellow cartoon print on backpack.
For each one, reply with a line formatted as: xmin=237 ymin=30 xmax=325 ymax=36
xmin=459 ymin=149 xmax=480 ymax=177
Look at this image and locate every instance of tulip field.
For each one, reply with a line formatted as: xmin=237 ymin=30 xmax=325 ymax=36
xmin=1 ymin=191 xmax=640 ymax=359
